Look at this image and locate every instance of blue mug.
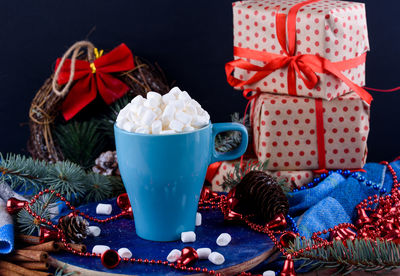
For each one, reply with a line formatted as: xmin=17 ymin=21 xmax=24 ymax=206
xmin=114 ymin=122 xmax=248 ymax=241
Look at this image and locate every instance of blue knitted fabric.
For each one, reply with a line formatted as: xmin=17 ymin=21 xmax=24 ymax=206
xmin=0 ymin=199 xmax=14 ymax=254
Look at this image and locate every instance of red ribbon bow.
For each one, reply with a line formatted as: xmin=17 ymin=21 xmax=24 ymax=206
xmin=225 ymin=0 xmax=372 ymax=105
xmin=55 ymin=43 xmax=135 ymax=121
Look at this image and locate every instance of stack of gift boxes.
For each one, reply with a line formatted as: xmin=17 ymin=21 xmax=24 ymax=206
xmin=211 ymin=0 xmax=371 ymax=192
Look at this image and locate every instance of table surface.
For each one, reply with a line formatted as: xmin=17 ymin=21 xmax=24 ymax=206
xmin=50 ymin=198 xmax=276 ymax=276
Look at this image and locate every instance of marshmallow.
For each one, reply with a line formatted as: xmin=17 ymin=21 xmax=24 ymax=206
xmin=167 ymin=249 xmax=182 ymax=262
xmin=178 ymin=91 xmax=191 ymax=102
xmin=169 ymin=86 xmax=182 ymax=97
xmin=135 ymin=126 xmax=150 ymax=134
xmin=196 ymin=212 xmax=202 ymax=226
xmin=208 ymin=252 xmax=225 ymax=265
xmin=118 ymin=248 xmax=132 ymax=259
xmin=169 ymin=120 xmax=184 ymax=132
xmin=216 ymin=233 xmax=231 ymax=246
xmin=160 ymin=130 xmax=176 ymax=135
xmin=88 ymin=226 xmax=101 ymax=237
xmin=151 ymin=120 xmax=162 ymax=134
xmin=175 ymin=111 xmax=192 ymax=125
xmin=92 ymin=245 xmax=110 ymax=255
xmin=196 ymin=248 xmax=211 ymax=260
xmin=181 ymin=231 xmax=196 ymax=243
xmin=263 ymin=271 xmax=276 ymax=276
xmin=96 ymin=204 xmax=112 ymax=215
xmin=141 ymin=109 xmax=157 ymax=126
xmin=116 ymin=87 xmax=210 ymax=134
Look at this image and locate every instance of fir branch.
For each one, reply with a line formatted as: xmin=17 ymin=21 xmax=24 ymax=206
xmin=55 ymin=264 xmax=76 ymax=276
xmin=17 ymin=193 xmax=58 ymax=235
xmin=0 ymin=153 xmax=48 ymax=194
xmin=45 ymin=161 xmax=87 ymax=202
xmin=53 ymin=120 xmax=107 ymax=169
xmin=83 ymin=173 xmax=113 ymax=203
xmin=108 ymin=175 xmax=126 ymax=197
xmin=290 ymin=237 xmax=400 ymax=274
xmin=215 ymin=113 xmax=251 ymax=153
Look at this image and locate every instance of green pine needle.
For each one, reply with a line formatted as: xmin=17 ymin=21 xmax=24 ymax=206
xmin=46 ymin=161 xmax=87 ymax=202
xmin=17 ymin=193 xmax=58 ymax=235
xmin=54 ymin=120 xmax=107 ymax=169
xmin=215 ymin=113 xmax=251 ymax=153
xmin=290 ymin=237 xmax=400 ymax=274
xmin=0 ymin=153 xmax=47 ymax=195
xmin=84 ymin=173 xmax=114 ymax=203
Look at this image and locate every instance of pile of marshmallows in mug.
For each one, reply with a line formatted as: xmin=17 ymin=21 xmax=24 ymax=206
xmin=116 ymin=87 xmax=210 ymax=134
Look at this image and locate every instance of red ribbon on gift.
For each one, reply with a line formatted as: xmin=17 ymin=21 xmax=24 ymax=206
xmin=225 ymin=0 xmax=372 ymax=105
xmin=55 ymin=43 xmax=135 ymax=121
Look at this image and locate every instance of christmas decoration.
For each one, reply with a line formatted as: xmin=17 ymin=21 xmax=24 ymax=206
xmin=92 ymin=151 xmax=120 ymax=176
xmin=58 ymin=215 xmax=89 ymax=244
xmin=101 ymin=249 xmax=121 ymax=269
xmin=226 ymin=0 xmax=371 ymax=102
xmin=252 ymin=91 xmax=370 ymax=170
xmin=176 ymin=247 xmax=199 ymax=266
xmin=210 ymin=158 xmax=312 ymax=192
xmin=231 ymin=171 xmax=290 ymax=223
xmin=28 ymin=40 xmax=169 ymax=163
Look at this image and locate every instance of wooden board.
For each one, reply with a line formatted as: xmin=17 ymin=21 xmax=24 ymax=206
xmin=50 ymin=199 xmax=276 ymax=275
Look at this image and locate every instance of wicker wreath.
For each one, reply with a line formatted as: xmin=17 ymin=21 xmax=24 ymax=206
xmin=28 ymin=41 xmax=169 ymax=162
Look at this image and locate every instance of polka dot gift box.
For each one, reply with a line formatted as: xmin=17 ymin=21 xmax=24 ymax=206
xmin=210 ymin=158 xmax=314 ymax=192
xmin=226 ymin=0 xmax=370 ymax=101
xmin=252 ymin=91 xmax=369 ymax=170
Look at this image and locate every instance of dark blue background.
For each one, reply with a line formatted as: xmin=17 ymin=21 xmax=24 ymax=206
xmin=0 ymin=0 xmax=399 ymax=162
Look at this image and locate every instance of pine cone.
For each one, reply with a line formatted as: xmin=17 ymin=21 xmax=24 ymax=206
xmin=92 ymin=151 xmax=120 ymax=176
xmin=234 ymin=171 xmax=289 ymax=223
xmin=59 ymin=215 xmax=89 ymax=244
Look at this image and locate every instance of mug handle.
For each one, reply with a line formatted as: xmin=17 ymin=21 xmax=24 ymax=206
xmin=210 ymin=123 xmax=248 ymax=164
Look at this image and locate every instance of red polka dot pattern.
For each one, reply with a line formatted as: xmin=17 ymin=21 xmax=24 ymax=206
xmin=232 ymin=0 xmax=369 ymax=100
xmin=210 ymin=158 xmax=314 ymax=192
xmin=253 ymin=92 xmax=370 ymax=170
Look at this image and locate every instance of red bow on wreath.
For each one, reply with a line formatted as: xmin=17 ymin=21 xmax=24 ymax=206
xmin=54 ymin=42 xmax=135 ymax=121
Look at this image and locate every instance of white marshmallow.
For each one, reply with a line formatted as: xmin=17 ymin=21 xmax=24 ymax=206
xmin=184 ymin=103 xmax=197 ymax=116
xmin=116 ymin=106 xmax=129 ymax=122
xmin=141 ymin=109 xmax=157 ymax=126
xmin=183 ymin=125 xmax=195 ymax=132
xmin=117 ymin=120 xmax=136 ymax=133
xmin=178 ymin=91 xmax=191 ymax=102
xmin=169 ymin=120 xmax=184 ymax=132
xmin=216 ymin=233 xmax=231 ymax=246
xmin=162 ymin=92 xmax=176 ymax=105
xmin=135 ymin=126 xmax=150 ymax=134
xmin=151 ymin=120 xmax=162 ymax=134
xmin=172 ymin=100 xmax=185 ymax=110
xmin=88 ymin=226 xmax=101 ymax=237
xmin=192 ymin=115 xmax=209 ymax=128
xmin=208 ymin=252 xmax=225 ymax=265
xmin=169 ymin=86 xmax=182 ymax=97
xmin=131 ymin=95 xmax=145 ymax=105
xmin=167 ymin=249 xmax=181 ymax=262
xmin=92 ymin=245 xmax=110 ymax=255
xmin=196 ymin=212 xmax=202 ymax=226
xmin=175 ymin=111 xmax=192 ymax=125
xmin=96 ymin=203 xmax=112 ymax=215
xmin=118 ymin=248 xmax=132 ymax=259
xmin=153 ymin=107 xmax=162 ymax=116
xmin=181 ymin=231 xmax=196 ymax=243
xmin=196 ymin=248 xmax=211 ymax=259
xmin=263 ymin=271 xmax=276 ymax=276
xmin=147 ymin=91 xmax=162 ymax=101
xmin=189 ymin=99 xmax=202 ymax=109
xmin=144 ymin=98 xmax=159 ymax=109
xmin=160 ymin=130 xmax=176 ymax=135
xmin=162 ymin=104 xmax=176 ymax=122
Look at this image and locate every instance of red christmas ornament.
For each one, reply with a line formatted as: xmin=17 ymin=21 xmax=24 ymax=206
xmin=6 ymin=197 xmax=27 ymax=214
xmin=176 ymin=247 xmax=198 ymax=266
xmin=281 ymin=254 xmax=296 ymax=276
xmin=279 ymin=231 xmax=297 ymax=248
xmin=226 ymin=187 xmax=240 ymax=210
xmin=39 ymin=227 xmax=59 ymax=243
xmin=330 ymin=227 xmax=356 ymax=243
xmin=101 ymin=249 xmax=121 ymax=269
xmin=224 ymin=209 xmax=244 ymax=223
xmin=356 ymin=208 xmax=372 ymax=227
xmin=121 ymin=206 xmax=133 ymax=219
xmin=117 ymin=193 xmax=131 ymax=211
xmin=200 ymin=187 xmax=218 ymax=201
xmin=266 ymin=213 xmax=287 ymax=230
xmin=384 ymin=228 xmax=400 ymax=243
